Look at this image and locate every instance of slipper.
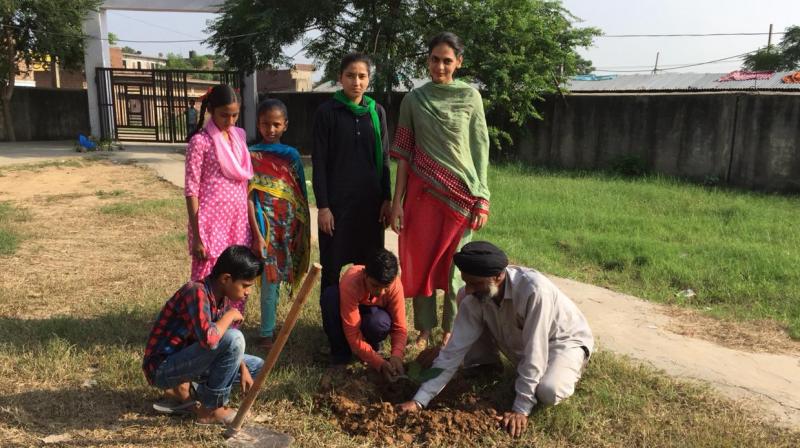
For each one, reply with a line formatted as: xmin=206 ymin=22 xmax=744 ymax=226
xmin=194 ymin=409 xmax=237 ymax=426
xmin=153 ymin=399 xmax=198 ymax=415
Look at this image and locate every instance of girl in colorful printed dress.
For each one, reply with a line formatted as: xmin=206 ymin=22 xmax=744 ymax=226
xmin=248 ymin=99 xmax=310 ymax=351
xmin=389 ymin=32 xmax=491 ymax=349
xmin=184 ymin=84 xmax=253 ymax=318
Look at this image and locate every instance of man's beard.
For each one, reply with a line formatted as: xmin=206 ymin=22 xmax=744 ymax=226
xmin=473 ymin=282 xmax=500 ymax=302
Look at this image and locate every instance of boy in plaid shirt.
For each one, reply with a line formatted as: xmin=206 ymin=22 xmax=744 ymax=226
xmin=143 ymin=245 xmax=264 ymax=425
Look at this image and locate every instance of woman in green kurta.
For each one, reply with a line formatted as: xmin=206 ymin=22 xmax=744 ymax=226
xmin=389 ymin=32 xmax=491 ymax=348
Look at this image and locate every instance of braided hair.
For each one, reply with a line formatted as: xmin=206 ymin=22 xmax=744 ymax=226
xmin=188 ymin=84 xmax=240 ymax=141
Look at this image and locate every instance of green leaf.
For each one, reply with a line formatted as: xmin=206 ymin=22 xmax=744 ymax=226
xmin=418 ymin=367 xmax=444 ymax=382
xmin=407 ymin=361 xmax=422 ymax=381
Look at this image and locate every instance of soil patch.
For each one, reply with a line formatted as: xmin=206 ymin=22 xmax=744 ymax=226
xmin=317 ymin=358 xmax=508 ymax=447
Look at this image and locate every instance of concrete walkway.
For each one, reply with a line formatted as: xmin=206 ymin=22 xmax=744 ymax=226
xmin=2 ymin=142 xmax=798 ymax=428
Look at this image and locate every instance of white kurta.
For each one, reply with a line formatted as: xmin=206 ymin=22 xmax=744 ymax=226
xmin=413 ymin=266 xmax=594 ymax=415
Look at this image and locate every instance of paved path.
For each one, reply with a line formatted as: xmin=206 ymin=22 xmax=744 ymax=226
xmin=2 ymin=143 xmax=798 ymax=427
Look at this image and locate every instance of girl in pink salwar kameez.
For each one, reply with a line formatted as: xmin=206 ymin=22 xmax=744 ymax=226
xmin=184 ymin=84 xmax=253 ymax=317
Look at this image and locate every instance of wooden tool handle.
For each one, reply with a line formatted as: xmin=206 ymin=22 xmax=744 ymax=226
xmin=228 ymin=263 xmax=321 ymax=432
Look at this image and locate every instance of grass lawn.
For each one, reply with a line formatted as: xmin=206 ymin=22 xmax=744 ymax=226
xmin=1 ymin=160 xmax=797 ymax=446
xmin=481 ymin=164 xmax=800 ymax=339
xmin=0 ymin=201 xmax=28 ymax=255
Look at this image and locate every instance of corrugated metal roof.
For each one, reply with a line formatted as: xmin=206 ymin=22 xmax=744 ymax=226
xmin=567 ymin=71 xmax=800 ymax=92
xmin=313 ymin=79 xmax=431 ymax=92
xmin=312 ymin=72 xmax=800 ymax=93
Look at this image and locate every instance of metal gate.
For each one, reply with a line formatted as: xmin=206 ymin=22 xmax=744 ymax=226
xmin=96 ymin=68 xmax=243 ymax=143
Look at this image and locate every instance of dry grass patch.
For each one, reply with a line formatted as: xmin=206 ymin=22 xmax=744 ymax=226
xmin=0 ymin=159 xmax=797 ymax=447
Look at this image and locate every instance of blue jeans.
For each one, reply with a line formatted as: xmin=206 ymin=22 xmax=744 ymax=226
xmin=320 ymin=286 xmax=392 ymax=364
xmin=152 ymin=329 xmax=263 ymax=409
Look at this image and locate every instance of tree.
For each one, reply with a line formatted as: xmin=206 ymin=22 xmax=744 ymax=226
xmin=107 ymin=31 xmax=118 ymax=46
xmin=120 ymin=46 xmax=138 ymax=54
xmin=207 ymin=0 xmax=599 ymax=149
xmin=574 ymin=54 xmax=595 ymax=75
xmin=0 ymin=0 xmax=101 ymax=141
xmin=742 ymin=25 xmax=800 ymax=71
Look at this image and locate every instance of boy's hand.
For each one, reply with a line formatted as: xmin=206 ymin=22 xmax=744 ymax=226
xmin=240 ymin=364 xmax=254 ymax=394
xmin=380 ymin=356 xmax=405 ymax=381
xmin=225 ymin=308 xmax=244 ymax=323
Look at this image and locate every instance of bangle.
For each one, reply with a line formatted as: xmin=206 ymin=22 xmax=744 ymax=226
xmin=413 ymin=400 xmax=423 ymax=410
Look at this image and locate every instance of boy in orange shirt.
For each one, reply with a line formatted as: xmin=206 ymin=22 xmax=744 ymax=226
xmin=320 ymin=249 xmax=407 ymax=379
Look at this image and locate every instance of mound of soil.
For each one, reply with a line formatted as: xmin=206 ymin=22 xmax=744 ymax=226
xmin=317 ymin=361 xmax=505 ymax=446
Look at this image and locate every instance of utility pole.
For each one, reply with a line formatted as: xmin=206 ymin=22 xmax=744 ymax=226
xmin=651 ymin=51 xmax=660 ymax=75
xmin=768 ymin=23 xmax=774 ymax=48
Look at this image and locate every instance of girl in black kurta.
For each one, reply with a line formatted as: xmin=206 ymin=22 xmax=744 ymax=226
xmin=312 ymin=53 xmax=391 ymax=291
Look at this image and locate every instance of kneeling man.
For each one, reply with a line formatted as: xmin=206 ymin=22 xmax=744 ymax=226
xmin=399 ymin=241 xmax=594 ymax=437
xmin=321 ymin=248 xmax=408 ymax=380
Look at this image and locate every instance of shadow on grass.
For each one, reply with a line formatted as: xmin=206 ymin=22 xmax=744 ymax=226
xmin=0 ymin=386 xmax=151 ymax=435
xmin=0 ymin=310 xmax=154 ymax=352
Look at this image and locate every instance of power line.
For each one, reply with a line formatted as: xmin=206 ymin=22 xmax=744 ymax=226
xmin=600 ymin=31 xmax=786 ymax=38
xmin=593 ymin=50 xmax=757 ymax=73
xmin=113 ymin=12 xmax=204 ymax=40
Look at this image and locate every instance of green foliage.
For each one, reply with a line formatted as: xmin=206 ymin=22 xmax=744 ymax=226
xmin=207 ymin=0 xmax=599 ymax=149
xmin=107 ymin=32 xmax=118 ymax=46
xmin=162 ymin=52 xmax=229 ymax=80
xmin=0 ymin=0 xmax=101 ymax=140
xmin=0 ymin=0 xmax=101 ymax=75
xmin=742 ymin=25 xmax=800 ymax=71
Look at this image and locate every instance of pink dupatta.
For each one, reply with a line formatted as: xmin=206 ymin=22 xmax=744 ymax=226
xmin=205 ymin=120 xmax=253 ymax=181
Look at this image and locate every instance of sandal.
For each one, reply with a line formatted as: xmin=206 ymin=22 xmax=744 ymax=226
xmin=152 ymin=399 xmax=198 ymax=415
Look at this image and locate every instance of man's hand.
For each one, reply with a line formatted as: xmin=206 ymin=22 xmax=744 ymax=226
xmin=318 ymin=208 xmax=335 ymax=236
xmin=495 ymin=411 xmax=528 ymax=438
xmin=396 ymin=400 xmax=422 ymax=413
xmin=240 ymin=363 xmax=253 ymax=393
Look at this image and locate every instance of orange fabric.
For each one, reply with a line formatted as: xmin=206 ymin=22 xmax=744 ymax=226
xmin=782 ymin=72 xmax=800 ymax=84
xmin=398 ymin=171 xmax=470 ymax=298
xmin=339 ymin=265 xmax=408 ymax=369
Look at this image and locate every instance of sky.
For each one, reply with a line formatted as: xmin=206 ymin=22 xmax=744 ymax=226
xmin=105 ymin=0 xmax=800 ymax=75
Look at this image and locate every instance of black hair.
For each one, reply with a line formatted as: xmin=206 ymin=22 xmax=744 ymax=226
xmin=210 ymin=245 xmax=264 ymax=281
xmin=364 ymin=248 xmax=399 ymax=285
xmin=188 ymin=84 xmax=239 ymax=140
xmin=339 ymin=52 xmax=372 ymax=75
xmin=256 ymin=98 xmax=288 ymax=121
xmin=427 ymin=31 xmax=465 ymax=57
xmin=188 ymin=98 xmax=195 ymax=106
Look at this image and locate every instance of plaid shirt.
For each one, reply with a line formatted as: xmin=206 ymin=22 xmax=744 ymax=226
xmin=142 ymin=277 xmax=227 ymax=385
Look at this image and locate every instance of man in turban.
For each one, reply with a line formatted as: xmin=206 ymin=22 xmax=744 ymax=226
xmin=397 ymin=241 xmax=594 ymax=438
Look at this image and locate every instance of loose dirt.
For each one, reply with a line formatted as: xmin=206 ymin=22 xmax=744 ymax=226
xmin=317 ymin=352 xmax=507 ymax=447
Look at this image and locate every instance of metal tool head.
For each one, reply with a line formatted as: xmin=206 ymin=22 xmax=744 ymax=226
xmin=224 ymin=425 xmax=294 ymax=448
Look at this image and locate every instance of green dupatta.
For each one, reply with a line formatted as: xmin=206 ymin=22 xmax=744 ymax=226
xmin=396 ymin=80 xmax=490 ymax=202
xmin=333 ymin=90 xmax=383 ymax=182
